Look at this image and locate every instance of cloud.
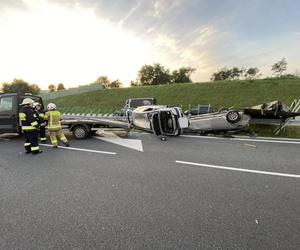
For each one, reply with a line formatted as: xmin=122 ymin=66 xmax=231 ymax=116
xmin=49 ymin=0 xmax=139 ymax=23
xmin=0 ymin=0 xmax=28 ymax=11
xmin=3 ymin=0 xmax=298 ymax=84
xmin=146 ymin=25 xmax=229 ymax=80
xmin=152 ymin=0 xmax=183 ymax=17
xmin=46 ymin=0 xmax=300 ymax=81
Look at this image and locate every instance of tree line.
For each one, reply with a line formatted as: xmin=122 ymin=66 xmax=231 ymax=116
xmin=0 ymin=58 xmax=298 ymax=94
xmin=48 ymin=83 xmax=66 ymax=92
xmin=94 ymin=65 xmax=196 ymax=89
xmin=0 ymin=79 xmax=41 ymax=95
xmin=210 ymin=58 xmax=297 ymax=81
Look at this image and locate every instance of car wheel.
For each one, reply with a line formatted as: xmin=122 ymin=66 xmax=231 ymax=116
xmin=72 ymin=125 xmax=88 ymax=139
xmin=226 ymin=111 xmax=241 ymax=124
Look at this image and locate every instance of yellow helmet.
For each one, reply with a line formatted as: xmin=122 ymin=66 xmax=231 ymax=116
xmin=20 ymin=98 xmax=34 ymax=106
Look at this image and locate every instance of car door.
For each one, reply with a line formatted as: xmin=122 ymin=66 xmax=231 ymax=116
xmin=158 ymin=110 xmax=178 ymax=136
xmin=151 ymin=112 xmax=161 ymax=136
xmin=0 ymin=95 xmax=18 ymax=133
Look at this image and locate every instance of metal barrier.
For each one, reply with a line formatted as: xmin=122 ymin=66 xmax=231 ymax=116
xmin=275 ymin=99 xmax=300 ymax=134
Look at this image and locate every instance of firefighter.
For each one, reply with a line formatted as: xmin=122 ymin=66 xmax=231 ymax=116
xmin=33 ymin=102 xmax=47 ymax=143
xmin=45 ymin=103 xmax=70 ymax=148
xmin=19 ymin=98 xmax=42 ymax=154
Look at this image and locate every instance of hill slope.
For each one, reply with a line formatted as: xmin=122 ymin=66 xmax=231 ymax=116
xmin=48 ymin=78 xmax=300 ymax=114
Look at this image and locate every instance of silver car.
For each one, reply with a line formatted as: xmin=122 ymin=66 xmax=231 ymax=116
xmin=131 ymin=105 xmax=189 ymax=137
xmin=187 ymin=109 xmax=250 ymax=134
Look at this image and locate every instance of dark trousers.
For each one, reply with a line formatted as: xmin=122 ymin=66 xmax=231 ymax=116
xmin=24 ymin=130 xmax=39 ymax=153
xmin=40 ymin=126 xmax=47 ymax=142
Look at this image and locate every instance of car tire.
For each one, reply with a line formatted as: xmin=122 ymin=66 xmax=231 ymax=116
xmin=72 ymin=125 xmax=88 ymax=139
xmin=226 ymin=111 xmax=241 ymax=124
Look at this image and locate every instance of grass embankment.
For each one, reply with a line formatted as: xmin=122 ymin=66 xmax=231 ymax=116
xmin=47 ymin=78 xmax=300 ymax=138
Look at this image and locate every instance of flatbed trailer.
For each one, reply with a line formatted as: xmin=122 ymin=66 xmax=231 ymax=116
xmin=0 ymin=93 xmax=130 ymax=139
xmin=61 ymin=116 xmax=130 ymax=139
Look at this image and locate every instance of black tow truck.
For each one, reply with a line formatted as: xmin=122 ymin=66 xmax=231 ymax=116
xmin=0 ymin=93 xmax=130 ymax=139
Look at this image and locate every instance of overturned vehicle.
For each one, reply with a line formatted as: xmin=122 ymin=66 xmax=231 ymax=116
xmin=243 ymin=100 xmax=300 ymax=120
xmin=185 ymin=107 xmax=250 ymax=134
xmin=131 ymin=105 xmax=189 ymax=137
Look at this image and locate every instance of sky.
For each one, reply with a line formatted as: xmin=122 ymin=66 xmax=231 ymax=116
xmin=0 ymin=0 xmax=299 ymax=89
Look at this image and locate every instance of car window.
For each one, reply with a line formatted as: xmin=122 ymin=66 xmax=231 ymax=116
xmin=0 ymin=96 xmax=13 ymax=112
xmin=18 ymin=96 xmax=39 ymax=104
xmin=130 ymin=99 xmax=155 ymax=108
xmin=143 ymin=107 xmax=153 ymax=112
xmin=18 ymin=96 xmax=43 ymax=108
xmin=143 ymin=100 xmax=152 ymax=105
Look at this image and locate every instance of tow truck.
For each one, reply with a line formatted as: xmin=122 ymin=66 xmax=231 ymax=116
xmin=0 ymin=93 xmax=130 ymax=139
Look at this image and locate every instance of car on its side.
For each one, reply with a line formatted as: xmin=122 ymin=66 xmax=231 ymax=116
xmin=131 ymin=105 xmax=189 ymax=137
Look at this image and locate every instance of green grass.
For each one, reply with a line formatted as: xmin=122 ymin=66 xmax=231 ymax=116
xmin=246 ymin=125 xmax=300 ymax=138
xmin=46 ymin=78 xmax=300 ymax=137
xmin=47 ymin=78 xmax=300 ymax=113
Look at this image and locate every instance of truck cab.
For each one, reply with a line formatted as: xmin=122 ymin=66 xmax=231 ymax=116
xmin=0 ymin=93 xmax=43 ymax=134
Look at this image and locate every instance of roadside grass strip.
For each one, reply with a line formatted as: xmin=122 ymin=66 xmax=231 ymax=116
xmin=176 ymin=160 xmax=300 ymax=179
xmin=40 ymin=144 xmax=116 ymax=155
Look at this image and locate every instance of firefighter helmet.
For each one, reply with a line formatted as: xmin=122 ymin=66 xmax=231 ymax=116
xmin=47 ymin=103 xmax=56 ymax=110
xmin=33 ymin=102 xmax=41 ymax=108
xmin=20 ymin=98 xmax=34 ymax=106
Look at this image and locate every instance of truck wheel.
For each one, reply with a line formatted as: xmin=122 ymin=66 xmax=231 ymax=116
xmin=72 ymin=125 xmax=88 ymax=139
xmin=226 ymin=111 xmax=241 ymax=124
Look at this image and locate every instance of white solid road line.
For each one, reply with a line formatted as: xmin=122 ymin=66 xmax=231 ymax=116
xmin=176 ymin=160 xmax=300 ymax=179
xmin=40 ymin=144 xmax=116 ymax=155
xmin=180 ymin=135 xmax=300 ymax=145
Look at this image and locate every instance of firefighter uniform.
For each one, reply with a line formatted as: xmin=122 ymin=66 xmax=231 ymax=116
xmin=38 ymin=112 xmax=47 ymax=142
xmin=33 ymin=104 xmax=47 ymax=143
xmin=45 ymin=108 xmax=69 ymax=147
xmin=19 ymin=105 xmax=41 ymax=154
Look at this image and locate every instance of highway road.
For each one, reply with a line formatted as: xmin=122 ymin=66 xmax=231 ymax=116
xmin=0 ymin=133 xmax=299 ymax=249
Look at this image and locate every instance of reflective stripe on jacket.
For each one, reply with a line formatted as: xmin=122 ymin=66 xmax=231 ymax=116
xmin=45 ymin=110 xmax=62 ymax=130
xmin=34 ymin=110 xmax=46 ymax=126
xmin=22 ymin=126 xmax=38 ymax=131
xmin=19 ymin=107 xmax=39 ymax=131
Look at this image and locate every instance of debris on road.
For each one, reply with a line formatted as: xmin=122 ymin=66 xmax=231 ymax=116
xmin=243 ymin=143 xmax=257 ymax=148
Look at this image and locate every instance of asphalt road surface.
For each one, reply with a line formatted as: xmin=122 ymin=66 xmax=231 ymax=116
xmin=0 ymin=133 xmax=299 ymax=249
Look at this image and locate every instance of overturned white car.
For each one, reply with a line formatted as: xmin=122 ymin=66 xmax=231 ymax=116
xmin=131 ymin=105 xmax=189 ymax=137
xmin=186 ymin=109 xmax=250 ymax=134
